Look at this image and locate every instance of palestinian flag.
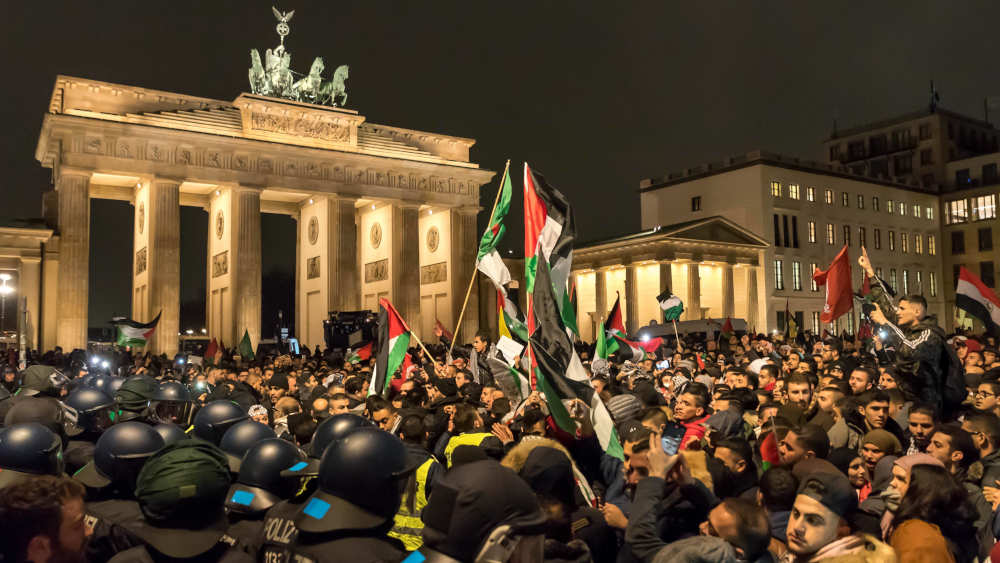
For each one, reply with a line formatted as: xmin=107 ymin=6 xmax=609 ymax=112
xmin=956 ymin=266 xmax=1000 ymax=336
xmin=113 ymin=312 xmax=161 ymax=347
xmin=238 ymin=329 xmax=255 ymax=361
xmin=203 ymin=338 xmax=219 ymax=364
xmin=498 ymin=289 xmax=529 ymax=342
xmin=530 ymin=256 xmax=623 ymax=461
xmin=603 ymin=294 xmax=661 ymax=358
xmin=477 ymin=165 xmax=513 ymax=289
xmin=657 ymin=289 xmax=684 ymax=321
xmin=720 ymin=317 xmax=734 ymax=340
xmin=368 ymin=298 xmax=412 ymax=397
xmin=524 ymin=164 xmax=577 ymax=335
xmin=347 ymin=342 xmax=373 ymax=364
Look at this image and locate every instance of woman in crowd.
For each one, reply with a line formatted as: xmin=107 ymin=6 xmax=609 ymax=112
xmin=888 ymin=462 xmax=979 ymax=563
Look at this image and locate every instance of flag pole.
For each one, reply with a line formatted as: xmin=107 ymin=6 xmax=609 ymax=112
xmin=672 ymin=320 xmax=682 ymax=351
xmin=450 ymin=159 xmax=512 ymax=355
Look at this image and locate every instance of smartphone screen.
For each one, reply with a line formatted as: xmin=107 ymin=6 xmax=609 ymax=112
xmin=661 ymin=421 xmax=685 ymax=455
xmin=656 ymin=360 xmax=670 ymax=370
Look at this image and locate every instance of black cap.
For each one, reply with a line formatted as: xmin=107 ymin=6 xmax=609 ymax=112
xmin=797 ymin=470 xmax=857 ymax=518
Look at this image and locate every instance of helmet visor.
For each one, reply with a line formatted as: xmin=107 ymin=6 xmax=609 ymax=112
xmin=151 ymin=401 xmax=194 ymax=426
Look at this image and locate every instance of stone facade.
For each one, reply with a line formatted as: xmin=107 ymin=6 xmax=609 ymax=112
xmin=36 ymin=76 xmax=494 ymax=354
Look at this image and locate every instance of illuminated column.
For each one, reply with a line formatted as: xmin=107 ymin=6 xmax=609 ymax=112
xmin=721 ymin=263 xmax=735 ymax=319
xmin=659 ymin=260 xmax=672 ymax=294
xmin=625 ymin=263 xmax=639 ymax=332
xmin=746 ymin=267 xmax=759 ymax=331
xmin=595 ymin=268 xmax=608 ymax=323
xmin=686 ymin=262 xmax=701 ymax=320
xmin=56 ymin=170 xmax=90 ymax=351
xmin=18 ymin=257 xmax=41 ymax=350
xmin=450 ymin=208 xmax=479 ymax=344
xmin=329 ymin=196 xmax=359 ymax=311
xmin=233 ymin=188 xmax=261 ymax=349
xmin=147 ymin=179 xmax=181 ymax=355
xmin=392 ymin=204 xmax=421 ymax=332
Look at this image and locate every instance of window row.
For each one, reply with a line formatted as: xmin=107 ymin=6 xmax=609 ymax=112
xmin=950 ymin=227 xmax=995 ymax=254
xmin=770 ymin=181 xmax=934 ymax=220
xmin=774 ymin=260 xmax=937 ymax=296
xmin=803 ymin=221 xmax=936 ymax=254
xmin=944 ymin=194 xmax=997 ymax=224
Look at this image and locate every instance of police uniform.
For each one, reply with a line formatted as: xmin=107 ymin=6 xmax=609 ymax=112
xmin=259 ymin=481 xmax=315 ymax=563
xmin=84 ymin=499 xmax=144 ymax=562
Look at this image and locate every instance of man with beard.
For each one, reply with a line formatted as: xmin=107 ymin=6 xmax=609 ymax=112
xmin=903 ymin=404 xmax=936 ymax=455
xmin=713 ymin=437 xmax=759 ymax=499
xmin=784 ymin=375 xmax=812 ymax=412
xmin=778 ymin=424 xmax=830 ymax=469
xmin=785 ymin=472 xmax=892 ymax=561
xmin=962 ymin=411 xmax=1000 ymax=489
xmin=0 ymin=475 xmax=89 ymax=563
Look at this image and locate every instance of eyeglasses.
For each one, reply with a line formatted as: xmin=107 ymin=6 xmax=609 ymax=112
xmin=976 ymin=390 xmax=996 ymax=399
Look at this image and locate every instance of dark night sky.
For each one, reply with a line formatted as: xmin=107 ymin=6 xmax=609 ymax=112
xmin=4 ymin=2 xmax=1000 ymax=333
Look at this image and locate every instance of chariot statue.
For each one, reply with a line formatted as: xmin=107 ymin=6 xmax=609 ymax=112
xmin=246 ymin=6 xmax=350 ymax=107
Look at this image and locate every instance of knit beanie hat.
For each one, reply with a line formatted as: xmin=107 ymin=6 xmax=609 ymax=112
xmin=861 ymin=429 xmax=902 ymax=456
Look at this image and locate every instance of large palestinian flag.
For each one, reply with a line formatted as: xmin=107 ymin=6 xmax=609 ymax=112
xmin=113 ymin=312 xmax=161 ymax=347
xmin=368 ymin=298 xmax=412 ymax=397
xmin=531 ymin=256 xmax=623 ymax=460
xmin=524 ymin=164 xmax=577 ymax=335
xmin=956 ymin=266 xmax=1000 ymax=336
xmin=477 ymin=165 xmax=513 ymax=289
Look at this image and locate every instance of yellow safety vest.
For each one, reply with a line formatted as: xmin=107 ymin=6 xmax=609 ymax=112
xmin=389 ymin=457 xmax=436 ymax=550
xmin=443 ymin=432 xmax=493 ymax=468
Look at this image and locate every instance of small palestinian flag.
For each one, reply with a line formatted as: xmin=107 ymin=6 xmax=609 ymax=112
xmin=477 ymin=165 xmax=513 ymax=289
xmin=113 ymin=312 xmax=161 ymax=347
xmin=368 ymin=298 xmax=412 ymax=398
xmin=720 ymin=317 xmax=734 ymax=340
xmin=603 ymin=294 xmax=661 ymax=358
xmin=657 ymin=289 xmax=684 ymax=321
xmin=347 ymin=342 xmax=373 ymax=364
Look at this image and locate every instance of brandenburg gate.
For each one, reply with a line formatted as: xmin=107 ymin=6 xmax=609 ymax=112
xmin=34 ymin=75 xmax=494 ymax=354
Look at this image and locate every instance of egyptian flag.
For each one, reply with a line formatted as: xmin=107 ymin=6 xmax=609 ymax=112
xmin=530 ymin=256 xmax=623 ymax=460
xmin=368 ymin=298 xmax=412 ymax=397
xmin=524 ymin=164 xmax=577 ymax=335
xmin=956 ymin=266 xmax=1000 ymax=336
xmin=113 ymin=312 xmax=161 ymax=347
xmin=347 ymin=341 xmax=373 ymax=364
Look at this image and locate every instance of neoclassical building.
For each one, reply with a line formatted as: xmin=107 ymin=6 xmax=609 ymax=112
xmin=34 ymin=76 xmax=494 ymax=354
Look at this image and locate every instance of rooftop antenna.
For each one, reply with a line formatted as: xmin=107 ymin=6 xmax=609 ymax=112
xmin=929 ymin=80 xmax=941 ymax=113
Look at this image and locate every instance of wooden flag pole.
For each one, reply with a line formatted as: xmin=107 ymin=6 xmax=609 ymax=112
xmin=450 ymin=159 xmax=512 ymax=355
xmin=672 ymin=319 xmax=682 ymax=352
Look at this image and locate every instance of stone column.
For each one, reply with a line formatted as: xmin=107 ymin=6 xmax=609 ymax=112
xmin=450 ymin=208 xmax=480 ymax=344
xmin=659 ymin=260 xmax=672 ymax=294
xmin=56 ymin=170 xmax=90 ymax=351
xmin=18 ymin=258 xmax=41 ymax=350
xmin=746 ymin=267 xmax=759 ymax=331
xmin=148 ymin=179 xmax=181 ymax=355
xmin=625 ymin=263 xmax=639 ymax=332
xmin=721 ymin=263 xmax=735 ymax=319
xmin=328 ymin=196 xmax=359 ymax=311
xmin=392 ymin=204 xmax=421 ymax=332
xmin=686 ymin=262 xmax=701 ymax=320
xmin=233 ymin=188 xmax=262 ymax=349
xmin=595 ymin=268 xmax=608 ymax=323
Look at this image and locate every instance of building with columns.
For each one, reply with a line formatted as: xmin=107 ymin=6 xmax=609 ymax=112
xmin=34 ymin=76 xmax=494 ymax=354
xmin=0 ymin=220 xmax=53 ymax=351
xmin=571 ymin=216 xmax=768 ymax=342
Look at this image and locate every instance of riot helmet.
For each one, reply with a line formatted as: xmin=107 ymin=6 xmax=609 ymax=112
xmin=191 ymin=400 xmax=249 ymax=445
xmin=225 ymin=438 xmax=304 ymax=514
xmin=282 ymin=413 xmax=372 ymax=478
xmin=153 ymin=423 xmax=189 ymax=446
xmin=149 ymin=381 xmax=195 ymax=427
xmin=74 ymin=421 xmax=165 ymax=491
xmin=219 ymin=420 xmax=277 ymax=472
xmin=114 ymin=375 xmax=158 ymax=422
xmin=64 ymin=387 xmax=116 ymax=434
xmin=0 ymin=422 xmax=64 ymax=488
xmin=17 ymin=365 xmax=69 ymax=398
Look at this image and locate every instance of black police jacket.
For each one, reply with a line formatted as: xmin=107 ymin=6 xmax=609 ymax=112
xmin=107 ymin=543 xmax=254 ymax=563
xmin=85 ymin=499 xmax=145 ymax=562
xmin=291 ymin=531 xmax=406 ymax=563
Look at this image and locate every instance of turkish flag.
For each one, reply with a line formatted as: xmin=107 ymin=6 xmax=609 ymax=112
xmin=813 ymin=245 xmax=854 ymax=323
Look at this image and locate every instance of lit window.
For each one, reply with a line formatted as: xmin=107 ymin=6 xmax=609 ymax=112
xmin=926 ymin=206 xmax=934 ymax=220
xmin=973 ymin=194 xmax=997 ymax=220
xmin=873 ymin=196 xmax=880 ymax=211
xmin=789 ymin=184 xmax=800 ymax=200
xmin=898 ymin=201 xmax=906 ymax=215
xmin=930 ymin=272 xmax=937 ymax=296
xmin=946 ymin=199 xmax=969 ymax=224
xmin=826 ymin=224 xmax=835 ymax=244
xmin=888 ymin=199 xmax=894 ymax=214
xmin=774 ymin=259 xmax=784 ymax=290
xmin=808 ymin=221 xmax=816 ymax=243
xmin=793 ymin=261 xmax=802 ymax=291
xmin=843 ymin=225 xmax=851 ymax=246
xmin=889 ymin=231 xmax=896 ymax=251
xmin=914 ymin=234 xmax=922 ymax=254
xmin=890 ymin=269 xmax=898 ymax=292
xmin=806 ymin=187 xmax=816 ymax=202
xmin=874 ymin=228 xmax=881 ymax=249
xmin=825 ymin=189 xmax=834 ymax=205
xmin=810 ymin=263 xmax=819 ymax=291
xmin=857 ymin=195 xmax=865 ymax=209
xmin=916 ymin=271 xmax=923 ymax=293
xmin=812 ymin=311 xmax=820 ymax=330
xmin=771 ymin=181 xmax=782 ymax=197
xmin=928 ymin=235 xmax=936 ymax=255
xmin=913 ymin=204 xmax=921 ymax=218
xmin=859 ymin=227 xmax=866 ymax=247
xmin=876 ymin=267 xmax=883 ymax=279
xmin=691 ymin=196 xmax=701 ymax=211
xmin=903 ymin=270 xmax=909 ymax=294
xmin=842 ymin=192 xmax=850 ymax=207
xmin=901 ymin=233 xmax=908 ymax=253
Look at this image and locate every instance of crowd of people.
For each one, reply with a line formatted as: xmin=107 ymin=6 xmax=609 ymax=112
xmin=1 ymin=259 xmax=999 ymax=562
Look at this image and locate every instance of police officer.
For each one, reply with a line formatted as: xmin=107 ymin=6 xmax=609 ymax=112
xmin=150 ymin=380 xmax=197 ymax=427
xmin=389 ymin=414 xmax=442 ymax=550
xmin=111 ymin=440 xmax=251 ymax=562
xmin=15 ymin=365 xmax=69 ymax=398
xmin=291 ymin=426 xmax=411 ymax=562
xmin=75 ymin=422 xmax=165 ymax=562
xmin=0 ymin=422 xmax=64 ymax=489
xmin=192 ymin=400 xmax=250 ymax=445
xmin=114 ymin=375 xmax=159 ymax=423
xmin=417 ymin=459 xmax=548 ymax=563
xmin=219 ymin=419 xmax=277 ymax=472
xmin=225 ymin=438 xmax=305 ymax=558
xmin=259 ymin=413 xmax=372 ymax=563
xmin=153 ymin=422 xmax=189 ymax=445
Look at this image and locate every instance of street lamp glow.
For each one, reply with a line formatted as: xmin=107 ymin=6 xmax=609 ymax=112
xmin=0 ymin=273 xmax=11 ymax=281
xmin=201 ymin=328 xmax=207 ymax=334
xmin=185 ymin=329 xmax=194 ymax=335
